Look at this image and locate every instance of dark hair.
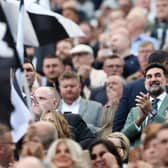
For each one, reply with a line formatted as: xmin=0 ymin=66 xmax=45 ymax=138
xmin=144 ymin=63 xmax=167 ymax=77
xmin=43 ymin=55 xmax=63 ymax=63
xmin=24 ymin=57 xmax=35 ymax=70
xmin=148 ymin=50 xmax=168 ymax=64
xmin=89 ymin=139 xmax=122 ymax=167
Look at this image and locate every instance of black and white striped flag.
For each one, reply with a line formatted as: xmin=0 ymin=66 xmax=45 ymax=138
xmin=1 ymin=0 xmax=84 ymax=48
xmin=0 ymin=6 xmax=15 ymax=128
xmin=0 ymin=0 xmax=32 ymax=141
xmin=16 ymin=0 xmax=24 ymax=64
xmin=0 ymin=0 xmax=84 ymax=140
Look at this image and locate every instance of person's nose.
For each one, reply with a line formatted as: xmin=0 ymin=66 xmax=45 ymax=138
xmin=107 ymin=83 xmax=113 ymax=88
xmin=47 ymin=66 xmax=53 ymax=71
xmin=149 ymin=147 xmax=155 ymax=154
xmin=59 ymin=150 xmax=67 ymax=156
xmin=96 ymin=155 xmax=103 ymax=161
xmin=24 ymin=69 xmax=28 ymax=76
xmin=10 ymin=143 xmax=16 ymax=151
xmin=32 ymin=96 xmax=39 ymax=105
xmin=66 ymin=86 xmax=72 ymax=91
xmin=150 ymin=75 xmax=157 ymax=82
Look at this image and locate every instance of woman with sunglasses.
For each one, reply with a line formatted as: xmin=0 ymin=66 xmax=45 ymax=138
xmin=89 ymin=139 xmax=123 ymax=168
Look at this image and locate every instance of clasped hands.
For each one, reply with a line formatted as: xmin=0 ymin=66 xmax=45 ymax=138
xmin=135 ymin=92 xmax=153 ymax=119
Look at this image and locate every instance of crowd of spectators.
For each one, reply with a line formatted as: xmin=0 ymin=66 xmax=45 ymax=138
xmin=1 ymin=0 xmax=168 ymax=167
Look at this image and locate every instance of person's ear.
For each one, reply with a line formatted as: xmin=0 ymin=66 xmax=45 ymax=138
xmin=0 ymin=145 xmax=5 ymax=154
xmin=53 ymin=98 xmax=58 ymax=108
xmin=163 ymin=60 xmax=168 ymax=73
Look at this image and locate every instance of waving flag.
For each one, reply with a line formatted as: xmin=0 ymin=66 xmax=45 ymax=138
xmin=11 ymin=78 xmax=32 ymax=142
xmin=0 ymin=1 xmax=17 ymax=57
xmin=0 ymin=1 xmax=32 ymax=140
xmin=0 ymin=22 xmax=14 ymax=128
xmin=16 ymin=0 xmax=24 ymax=64
xmin=0 ymin=0 xmax=84 ymax=138
xmin=1 ymin=0 xmax=84 ymax=47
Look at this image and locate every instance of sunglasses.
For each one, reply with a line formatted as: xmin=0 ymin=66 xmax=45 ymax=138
xmin=91 ymin=151 xmax=106 ymax=160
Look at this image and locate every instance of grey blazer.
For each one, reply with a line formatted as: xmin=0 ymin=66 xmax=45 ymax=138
xmin=59 ymin=98 xmax=103 ymax=133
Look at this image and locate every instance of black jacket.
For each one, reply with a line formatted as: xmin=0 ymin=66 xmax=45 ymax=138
xmin=64 ymin=113 xmax=96 ymax=149
xmin=112 ymin=78 xmax=146 ymax=132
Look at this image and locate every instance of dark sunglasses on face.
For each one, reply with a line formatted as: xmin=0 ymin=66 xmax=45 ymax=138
xmin=91 ymin=151 xmax=106 ymax=160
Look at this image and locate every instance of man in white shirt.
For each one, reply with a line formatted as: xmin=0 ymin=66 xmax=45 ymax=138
xmin=59 ymin=71 xmax=103 ymax=133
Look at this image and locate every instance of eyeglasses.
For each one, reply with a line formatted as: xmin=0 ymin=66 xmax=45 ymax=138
xmin=91 ymin=151 xmax=106 ymax=160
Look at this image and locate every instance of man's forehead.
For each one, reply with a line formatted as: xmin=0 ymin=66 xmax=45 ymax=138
xmin=146 ymin=67 xmax=163 ymax=74
xmin=60 ymin=78 xmax=79 ymax=84
xmin=44 ymin=58 xmax=60 ymax=64
xmin=57 ymin=40 xmax=72 ymax=47
xmin=157 ymin=129 xmax=168 ymax=139
xmin=107 ymin=76 xmax=121 ymax=83
xmin=23 ymin=63 xmax=33 ymax=68
xmin=106 ymin=58 xmax=121 ymax=63
xmin=35 ymin=88 xmax=49 ymax=95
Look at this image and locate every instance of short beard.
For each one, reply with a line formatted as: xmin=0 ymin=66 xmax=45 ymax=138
xmin=147 ymin=86 xmax=165 ymax=97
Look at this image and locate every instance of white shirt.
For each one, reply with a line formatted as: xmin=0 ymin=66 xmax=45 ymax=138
xmin=150 ymin=91 xmax=167 ymax=110
xmin=61 ymin=97 xmax=81 ymax=114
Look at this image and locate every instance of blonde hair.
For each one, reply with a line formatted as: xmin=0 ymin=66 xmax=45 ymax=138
xmin=46 ymin=139 xmax=85 ymax=168
xmin=40 ymin=111 xmax=71 ymax=138
xmin=106 ymin=132 xmax=130 ymax=161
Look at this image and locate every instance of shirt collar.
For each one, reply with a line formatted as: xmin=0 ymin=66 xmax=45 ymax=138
xmin=134 ymin=33 xmax=145 ymax=42
xmin=62 ymin=96 xmax=81 ymax=106
xmin=150 ymin=91 xmax=167 ymax=102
